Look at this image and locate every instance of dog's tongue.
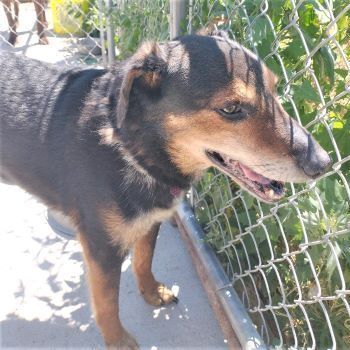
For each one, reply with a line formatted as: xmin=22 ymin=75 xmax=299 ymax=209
xmin=239 ymin=163 xmax=271 ymax=185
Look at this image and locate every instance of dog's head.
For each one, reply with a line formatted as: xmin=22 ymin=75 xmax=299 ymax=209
xmin=115 ymin=32 xmax=331 ymax=202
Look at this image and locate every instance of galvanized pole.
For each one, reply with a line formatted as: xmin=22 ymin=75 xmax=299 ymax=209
xmin=169 ymin=0 xmax=186 ymax=39
xmin=98 ymin=0 xmax=107 ymax=67
xmin=106 ymin=0 xmax=115 ymax=66
xmin=170 ymin=0 xmax=192 ymax=205
xmin=188 ymin=0 xmax=193 ymax=34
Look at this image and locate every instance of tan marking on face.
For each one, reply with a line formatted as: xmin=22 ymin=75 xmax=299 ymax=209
xmin=164 ymin=109 xmax=309 ymax=183
xmin=263 ymin=64 xmax=279 ymax=91
xmin=232 ymin=79 xmax=257 ymax=101
xmin=100 ymin=203 xmax=179 ymax=252
xmin=208 ymin=79 xmax=259 ymax=109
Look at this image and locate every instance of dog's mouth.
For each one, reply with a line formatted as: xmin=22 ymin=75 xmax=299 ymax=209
xmin=205 ymin=150 xmax=285 ymax=203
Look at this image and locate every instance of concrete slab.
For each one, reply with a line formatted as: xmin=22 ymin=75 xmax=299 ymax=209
xmin=0 ymin=185 xmax=228 ymax=350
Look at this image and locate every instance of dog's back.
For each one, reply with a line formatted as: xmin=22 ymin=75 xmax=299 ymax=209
xmin=0 ymin=52 xmax=106 ymax=204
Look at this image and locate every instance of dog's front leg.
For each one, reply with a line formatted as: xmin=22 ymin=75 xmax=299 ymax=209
xmin=78 ymin=232 xmax=138 ymax=349
xmin=133 ymin=223 xmax=178 ymax=306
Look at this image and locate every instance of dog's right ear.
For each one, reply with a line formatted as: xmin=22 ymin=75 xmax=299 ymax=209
xmin=116 ymin=42 xmax=166 ymax=129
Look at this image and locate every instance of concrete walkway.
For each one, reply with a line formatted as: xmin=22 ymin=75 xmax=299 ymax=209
xmin=0 ymin=5 xmax=227 ymax=349
xmin=0 ymin=3 xmax=101 ymax=65
xmin=0 ymin=183 xmax=227 ymax=349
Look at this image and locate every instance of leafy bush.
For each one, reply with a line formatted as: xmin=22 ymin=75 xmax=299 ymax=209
xmin=79 ymin=0 xmax=169 ymax=58
xmin=110 ymin=0 xmax=169 ymax=58
xmin=56 ymin=0 xmax=100 ymax=36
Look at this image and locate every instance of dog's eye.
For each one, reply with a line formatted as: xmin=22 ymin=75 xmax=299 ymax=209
xmin=222 ymin=106 xmax=241 ymax=114
xmin=218 ymin=105 xmax=242 ymax=118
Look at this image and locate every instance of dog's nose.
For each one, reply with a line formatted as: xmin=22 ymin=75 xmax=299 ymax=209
xmin=298 ymin=134 xmax=332 ymax=179
xmin=301 ymin=151 xmax=332 ymax=178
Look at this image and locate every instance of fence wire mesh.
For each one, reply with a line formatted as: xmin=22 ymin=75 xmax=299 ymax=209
xmin=0 ymin=0 xmax=169 ymax=66
xmin=190 ymin=1 xmax=350 ymax=349
xmin=110 ymin=0 xmax=169 ymax=58
xmin=0 ymin=0 xmax=105 ymax=65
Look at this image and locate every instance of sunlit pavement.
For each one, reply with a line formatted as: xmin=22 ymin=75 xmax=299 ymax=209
xmin=0 ymin=183 xmax=227 ymax=349
xmin=0 ymin=3 xmax=100 ymax=65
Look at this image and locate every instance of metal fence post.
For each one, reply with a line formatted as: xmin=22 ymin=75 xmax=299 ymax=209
xmin=170 ymin=0 xmax=186 ymax=39
xmin=188 ymin=0 xmax=193 ymax=34
xmin=106 ymin=0 xmax=115 ymax=66
xmin=98 ymin=0 xmax=107 ymax=67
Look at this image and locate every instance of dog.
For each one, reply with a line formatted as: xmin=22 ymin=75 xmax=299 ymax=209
xmin=0 ymin=30 xmax=331 ymax=348
xmin=1 ymin=0 xmax=48 ymax=45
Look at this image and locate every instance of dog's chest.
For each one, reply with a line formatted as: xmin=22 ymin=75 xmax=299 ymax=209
xmin=100 ymin=199 xmax=181 ymax=251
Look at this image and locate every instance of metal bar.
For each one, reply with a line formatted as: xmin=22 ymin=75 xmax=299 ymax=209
xmin=169 ymin=0 xmax=186 ymax=39
xmin=188 ymin=0 xmax=193 ymax=34
xmin=98 ymin=0 xmax=107 ymax=67
xmin=177 ymin=201 xmax=267 ymax=350
xmin=105 ymin=0 xmax=115 ymax=66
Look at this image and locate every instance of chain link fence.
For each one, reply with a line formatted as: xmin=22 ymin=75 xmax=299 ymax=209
xmin=189 ymin=1 xmax=350 ymax=349
xmin=0 ymin=0 xmax=169 ymax=66
xmin=0 ymin=0 xmax=107 ymax=65
xmin=1 ymin=0 xmax=350 ymax=348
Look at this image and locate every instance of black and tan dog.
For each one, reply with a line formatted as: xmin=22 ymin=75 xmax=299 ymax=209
xmin=0 ymin=31 xmax=331 ymax=348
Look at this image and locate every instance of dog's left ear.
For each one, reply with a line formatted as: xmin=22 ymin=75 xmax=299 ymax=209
xmin=116 ymin=42 xmax=166 ymax=129
xmin=196 ymin=27 xmax=229 ymax=40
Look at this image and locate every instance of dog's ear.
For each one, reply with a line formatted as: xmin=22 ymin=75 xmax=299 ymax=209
xmin=196 ymin=27 xmax=229 ymax=40
xmin=116 ymin=42 xmax=166 ymax=129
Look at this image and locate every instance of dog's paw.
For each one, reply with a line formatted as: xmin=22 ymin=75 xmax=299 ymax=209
xmin=106 ymin=329 xmax=139 ymax=350
xmin=141 ymin=282 xmax=178 ymax=306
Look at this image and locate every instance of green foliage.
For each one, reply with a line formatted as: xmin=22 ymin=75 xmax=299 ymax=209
xmin=65 ymin=0 xmax=100 ymax=36
xmin=192 ymin=0 xmax=350 ymax=348
xmin=110 ymin=0 xmax=169 ymax=58
xmin=72 ymin=0 xmax=169 ymax=58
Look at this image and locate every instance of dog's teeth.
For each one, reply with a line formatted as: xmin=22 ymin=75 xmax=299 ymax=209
xmin=268 ymin=189 xmax=275 ymax=197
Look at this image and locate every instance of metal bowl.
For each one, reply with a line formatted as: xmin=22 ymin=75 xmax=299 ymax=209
xmin=47 ymin=209 xmax=76 ymax=239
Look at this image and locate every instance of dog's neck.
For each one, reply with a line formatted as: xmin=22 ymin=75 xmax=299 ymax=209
xmin=117 ymin=141 xmax=190 ymax=197
xmin=115 ymin=116 xmax=193 ymax=188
